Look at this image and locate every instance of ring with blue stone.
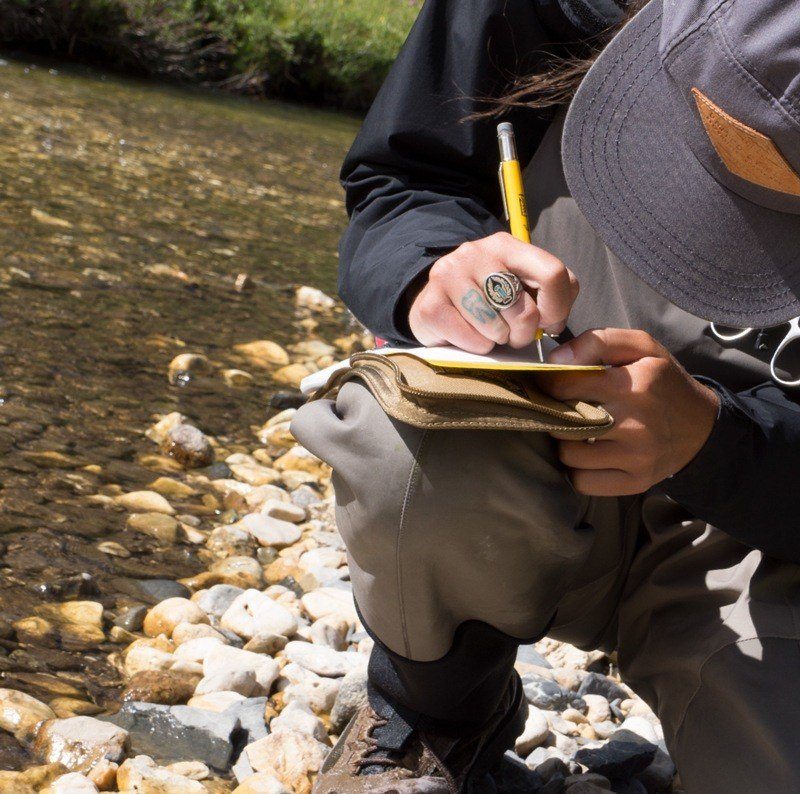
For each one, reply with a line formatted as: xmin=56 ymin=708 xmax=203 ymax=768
xmin=483 ymin=271 xmax=522 ymax=311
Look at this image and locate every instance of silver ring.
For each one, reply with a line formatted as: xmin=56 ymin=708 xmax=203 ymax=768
xmin=483 ymin=272 xmax=522 ymax=311
xmin=586 ymin=437 xmax=597 ymax=445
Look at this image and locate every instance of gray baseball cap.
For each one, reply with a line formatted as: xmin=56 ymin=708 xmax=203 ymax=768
xmin=562 ymin=0 xmax=800 ymax=328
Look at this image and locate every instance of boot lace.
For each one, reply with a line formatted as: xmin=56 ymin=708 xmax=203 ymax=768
xmin=354 ymin=712 xmax=402 ymax=772
xmin=354 ymin=708 xmax=459 ymax=793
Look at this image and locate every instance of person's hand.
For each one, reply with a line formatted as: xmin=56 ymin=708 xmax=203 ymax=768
xmin=539 ymin=329 xmax=720 ymax=496
xmin=408 ymin=232 xmax=579 ymax=353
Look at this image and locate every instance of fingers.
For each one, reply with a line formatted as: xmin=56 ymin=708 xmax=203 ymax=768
xmin=496 ymin=290 xmax=540 ymax=349
xmin=409 ymin=233 xmax=581 ymax=353
xmin=549 ymin=328 xmax=665 ymax=366
xmin=438 ymin=305 xmax=497 ymax=354
xmin=538 ymin=369 xmax=620 ymax=402
xmin=410 ymin=283 xmax=496 ymax=353
xmin=478 ymin=233 xmax=576 ymax=332
xmin=446 ymin=279 xmax=510 ymax=345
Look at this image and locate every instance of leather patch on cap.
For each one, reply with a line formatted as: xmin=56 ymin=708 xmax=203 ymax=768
xmin=692 ymin=88 xmax=800 ymax=196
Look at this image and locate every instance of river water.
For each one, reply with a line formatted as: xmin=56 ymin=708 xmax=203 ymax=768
xmin=0 ymin=56 xmax=358 ymax=768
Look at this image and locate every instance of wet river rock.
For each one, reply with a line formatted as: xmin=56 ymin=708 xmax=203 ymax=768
xmin=103 ymin=699 xmax=267 ymax=772
xmin=160 ymin=423 xmax=215 ymax=469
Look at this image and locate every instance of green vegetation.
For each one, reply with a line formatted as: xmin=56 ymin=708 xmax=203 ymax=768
xmin=0 ymin=0 xmax=422 ymax=110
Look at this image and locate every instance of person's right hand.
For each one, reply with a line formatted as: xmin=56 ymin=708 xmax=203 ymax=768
xmin=408 ymin=232 xmax=579 ymax=354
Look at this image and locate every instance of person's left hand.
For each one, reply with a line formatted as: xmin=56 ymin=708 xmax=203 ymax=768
xmin=539 ymin=328 xmax=720 ymax=496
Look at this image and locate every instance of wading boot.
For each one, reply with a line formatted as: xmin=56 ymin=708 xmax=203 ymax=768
xmin=312 ymin=674 xmax=526 ymax=793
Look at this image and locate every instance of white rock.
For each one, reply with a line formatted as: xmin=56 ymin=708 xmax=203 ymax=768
xmin=583 ymin=694 xmax=611 ymax=724
xmin=208 ymin=555 xmax=265 ymax=589
xmin=266 ymin=408 xmax=297 ymax=427
xmin=260 ymin=499 xmax=306 ymax=524
xmin=115 ymin=490 xmax=175 ymax=515
xmin=194 ymin=669 xmax=257 ymax=697
xmin=34 ymin=716 xmax=129 ymax=771
xmin=168 ymin=354 xmax=211 ymax=385
xmin=290 ymin=339 xmax=336 ymax=358
xmin=619 ymin=715 xmax=662 ymax=743
xmin=515 ymin=707 xmax=550 ymax=756
xmin=258 ymin=422 xmax=295 ymax=449
xmin=270 ymin=701 xmax=328 ymax=744
xmin=296 ymin=286 xmax=336 ymax=311
xmin=290 ymin=485 xmax=323 ymax=509
xmin=625 ymin=698 xmax=657 ymax=718
xmin=220 ymin=589 xmax=298 ymax=641
xmin=278 ymin=664 xmax=341 ymax=714
xmin=232 ymin=771 xmax=291 ymax=792
xmin=187 ymin=691 xmax=247 ymax=712
xmin=234 ymin=514 xmax=301 ymax=548
xmin=301 ymin=566 xmax=349 ymax=588
xmin=309 ymin=617 xmax=348 ymax=651
xmin=47 ymin=772 xmax=99 ymax=793
xmin=548 ymin=714 xmax=579 ymax=737
xmin=226 ymin=453 xmax=259 ymax=466
xmin=230 ymin=463 xmax=281 ymax=487
xmin=223 ymin=369 xmax=254 ymax=388
xmin=173 ymin=637 xmax=225 ymax=664
xmin=192 ymin=584 xmax=245 ymax=618
xmin=211 ymin=478 xmax=254 ymax=497
xmin=123 ymin=645 xmax=202 ymax=679
xmin=165 ymin=760 xmax=210 ymax=780
xmin=284 ymin=641 xmax=366 ymax=678
xmin=117 ymin=755 xmax=205 ymax=792
xmin=592 ymin=719 xmax=618 ymax=739
xmin=146 ymin=412 xmax=186 ymax=445
xmin=123 ymin=645 xmax=174 ymax=677
xmin=171 ymin=622 xmax=229 ymax=646
xmin=204 ymin=645 xmax=280 ymax=695
xmin=301 ymin=588 xmax=358 ymax=626
xmin=245 ymin=731 xmax=329 ymax=787
xmin=143 ymin=598 xmax=209 ymax=638
xmin=206 ymin=525 xmax=256 ymax=559
xmin=298 ymin=549 xmax=346 ymax=572
xmin=245 ymin=485 xmax=289 ymax=511
xmin=0 ymin=688 xmax=56 ymax=742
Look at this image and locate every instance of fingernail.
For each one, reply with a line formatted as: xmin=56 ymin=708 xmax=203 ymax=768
xmin=549 ymin=343 xmax=575 ymax=364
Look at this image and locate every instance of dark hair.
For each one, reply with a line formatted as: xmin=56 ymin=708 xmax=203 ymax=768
xmin=480 ymin=1 xmax=647 ymax=116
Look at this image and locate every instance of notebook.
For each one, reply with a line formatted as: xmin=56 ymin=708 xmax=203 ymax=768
xmin=299 ymin=341 xmax=605 ymax=395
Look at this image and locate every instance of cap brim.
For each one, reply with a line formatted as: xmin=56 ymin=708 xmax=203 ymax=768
xmin=562 ymin=0 xmax=800 ymax=327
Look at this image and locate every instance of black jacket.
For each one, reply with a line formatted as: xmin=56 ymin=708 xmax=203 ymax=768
xmin=337 ymin=0 xmax=800 ymax=563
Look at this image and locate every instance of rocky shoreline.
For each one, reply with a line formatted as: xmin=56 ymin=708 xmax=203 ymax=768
xmin=0 ymin=286 xmax=677 ymax=793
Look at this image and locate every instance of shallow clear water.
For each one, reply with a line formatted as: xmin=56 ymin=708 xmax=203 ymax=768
xmin=0 ymin=55 xmax=358 ymax=764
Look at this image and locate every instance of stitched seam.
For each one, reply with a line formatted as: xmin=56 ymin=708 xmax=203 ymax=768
xmin=396 ymin=428 xmax=431 ymax=657
xmin=714 ymin=18 xmax=800 ymax=131
xmin=714 ymin=8 xmax=800 ymax=123
xmin=674 ymin=634 xmax=800 ymax=748
xmin=602 ymin=23 xmax=785 ymax=285
xmin=660 ymin=0 xmax=730 ymax=60
xmin=577 ymin=13 xmax=793 ymax=301
xmin=586 ymin=18 xmax=780 ymax=298
xmin=607 ymin=28 xmax=800 ymax=288
xmin=575 ymin=13 xmax=799 ymax=311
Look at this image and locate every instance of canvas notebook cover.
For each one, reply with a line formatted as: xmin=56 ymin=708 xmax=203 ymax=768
xmin=300 ymin=339 xmax=605 ymax=395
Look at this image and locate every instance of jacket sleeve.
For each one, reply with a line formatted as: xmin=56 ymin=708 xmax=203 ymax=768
xmin=339 ymin=0 xmax=562 ymax=343
xmin=663 ymin=381 xmax=800 ymax=563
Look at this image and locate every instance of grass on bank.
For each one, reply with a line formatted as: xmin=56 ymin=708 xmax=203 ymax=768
xmin=0 ymin=0 xmax=423 ymax=110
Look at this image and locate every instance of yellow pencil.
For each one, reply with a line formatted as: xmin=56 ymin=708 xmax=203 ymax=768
xmin=497 ymin=121 xmax=544 ymax=361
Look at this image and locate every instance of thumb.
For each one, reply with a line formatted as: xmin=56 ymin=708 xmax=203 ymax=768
xmin=549 ymin=328 xmax=664 ymax=366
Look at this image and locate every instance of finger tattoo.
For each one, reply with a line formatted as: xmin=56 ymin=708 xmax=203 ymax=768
xmin=461 ymin=289 xmax=498 ymax=324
